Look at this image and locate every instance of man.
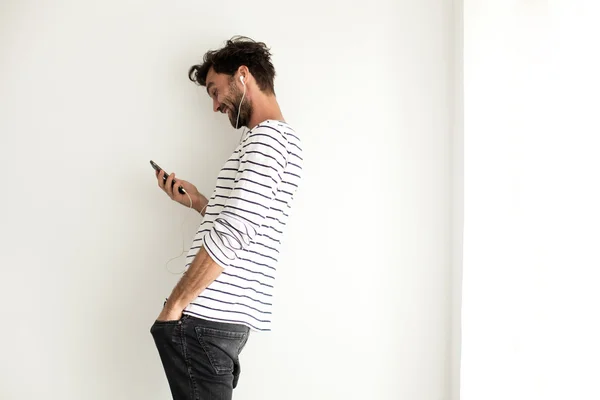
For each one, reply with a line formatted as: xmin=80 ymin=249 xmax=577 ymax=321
xmin=149 ymin=36 xmax=303 ymax=400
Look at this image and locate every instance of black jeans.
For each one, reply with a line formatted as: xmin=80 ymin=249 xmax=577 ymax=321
xmin=150 ymin=314 xmax=250 ymax=400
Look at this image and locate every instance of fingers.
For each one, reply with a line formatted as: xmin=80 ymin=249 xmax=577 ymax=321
xmin=165 ymin=172 xmax=177 ymax=198
xmin=157 ymin=169 xmax=175 ymax=198
xmin=157 ymin=169 xmax=166 ymax=191
xmin=156 ymin=169 xmax=187 ymax=202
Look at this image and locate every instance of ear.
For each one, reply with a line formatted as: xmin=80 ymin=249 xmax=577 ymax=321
xmin=237 ymin=65 xmax=250 ymax=85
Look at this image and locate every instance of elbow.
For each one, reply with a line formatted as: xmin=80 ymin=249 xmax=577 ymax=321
xmin=206 ymin=213 xmax=259 ymax=260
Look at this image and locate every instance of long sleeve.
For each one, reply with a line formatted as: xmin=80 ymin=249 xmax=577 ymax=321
xmin=202 ymin=124 xmax=289 ymax=268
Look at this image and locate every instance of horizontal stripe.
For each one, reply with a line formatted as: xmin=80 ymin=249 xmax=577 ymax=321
xmin=266 ymin=215 xmax=286 ymax=226
xmin=180 ymin=119 xmax=301 ymax=332
xmin=240 ymin=159 xmax=282 ymax=179
xmin=277 ymin=189 xmax=294 ymax=196
xmin=221 ymin=271 xmax=274 ymax=288
xmin=238 ymin=163 xmax=280 ymax=184
xmin=194 ymin=296 xmax=272 ymax=314
xmin=245 ymin=133 xmax=286 ymax=149
xmin=284 ymin=171 xmax=302 ymax=179
xmin=287 ymin=141 xmax=303 ymax=152
xmin=213 ymin=279 xmax=273 ymax=297
xmin=251 ymin=240 xmax=279 ymax=253
xmin=262 ymin=224 xmax=283 ymax=235
xmin=257 ymin=232 xmax=281 ymax=244
xmin=244 ymin=249 xmax=278 ymax=263
xmin=282 ymin=180 xmax=298 ymax=188
xmin=244 ymin=150 xmax=285 ymax=170
xmin=223 ymin=205 xmax=266 ymax=222
xmin=237 ymin=257 xmax=276 ymax=271
xmin=224 ymin=196 xmax=269 ymax=210
xmin=268 ymin=206 xmax=289 ymax=217
xmin=204 ymin=287 xmax=272 ymax=306
xmin=282 ymin=131 xmax=301 ymax=142
xmin=242 ymin=141 xmax=286 ymax=161
xmin=186 ymin=249 xmax=278 ymax=271
xmin=255 ymin=123 xmax=283 ymax=136
xmin=289 ymin=150 xmax=303 ymax=161
xmin=228 ymin=263 xmax=275 ymax=279
xmin=237 ymin=177 xmax=273 ymax=190
xmin=191 ymin=303 xmax=271 ymax=324
xmin=208 ymin=200 xmax=269 ymax=215
xmin=216 ymin=186 xmax=271 ymax=200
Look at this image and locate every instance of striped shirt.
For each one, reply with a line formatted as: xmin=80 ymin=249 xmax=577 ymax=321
xmin=182 ymin=119 xmax=303 ymax=331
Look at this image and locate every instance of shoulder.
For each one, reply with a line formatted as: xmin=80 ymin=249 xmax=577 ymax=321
xmin=249 ymin=120 xmax=285 ymax=141
xmin=250 ymin=120 xmax=302 ymax=152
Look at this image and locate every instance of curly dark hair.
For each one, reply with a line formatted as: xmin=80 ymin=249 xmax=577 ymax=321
xmin=188 ymin=36 xmax=276 ymax=95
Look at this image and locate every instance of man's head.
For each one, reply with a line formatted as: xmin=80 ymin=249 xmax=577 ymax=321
xmin=188 ymin=36 xmax=276 ymax=129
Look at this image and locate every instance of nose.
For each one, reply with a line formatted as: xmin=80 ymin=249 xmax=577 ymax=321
xmin=213 ymin=98 xmax=220 ymax=113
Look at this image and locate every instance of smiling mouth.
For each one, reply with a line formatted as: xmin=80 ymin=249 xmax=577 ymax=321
xmin=220 ymin=105 xmax=233 ymax=116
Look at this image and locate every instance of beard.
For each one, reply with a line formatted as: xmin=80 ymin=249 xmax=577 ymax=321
xmin=225 ymin=78 xmax=252 ymax=129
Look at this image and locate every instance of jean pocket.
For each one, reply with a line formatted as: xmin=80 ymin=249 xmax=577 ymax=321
xmin=194 ymin=327 xmax=248 ymax=375
xmin=150 ymin=318 xmax=182 ymax=335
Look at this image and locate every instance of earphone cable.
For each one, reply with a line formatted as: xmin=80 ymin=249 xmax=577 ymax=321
xmin=164 ymin=191 xmax=194 ymax=274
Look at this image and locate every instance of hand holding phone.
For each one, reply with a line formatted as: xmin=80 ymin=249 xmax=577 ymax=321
xmin=149 ymin=160 xmax=209 ymax=214
xmin=150 ymin=160 xmax=186 ymax=195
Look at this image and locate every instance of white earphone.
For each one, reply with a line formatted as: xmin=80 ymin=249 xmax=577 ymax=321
xmin=236 ymin=75 xmax=246 ymax=130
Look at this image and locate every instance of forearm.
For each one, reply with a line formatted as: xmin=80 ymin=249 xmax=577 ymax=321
xmin=192 ymin=194 xmax=209 ymax=216
xmin=163 ymin=247 xmax=224 ymax=314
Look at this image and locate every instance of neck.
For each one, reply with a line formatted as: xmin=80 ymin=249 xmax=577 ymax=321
xmin=247 ymin=93 xmax=284 ymax=129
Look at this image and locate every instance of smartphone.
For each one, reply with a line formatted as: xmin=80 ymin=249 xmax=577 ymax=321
xmin=150 ymin=160 xmax=186 ymax=195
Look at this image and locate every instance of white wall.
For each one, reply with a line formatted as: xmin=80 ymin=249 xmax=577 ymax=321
xmin=461 ymin=1 xmax=600 ymax=399
xmin=0 ymin=1 xmax=455 ymax=399
xmin=450 ymin=0 xmax=464 ymax=399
